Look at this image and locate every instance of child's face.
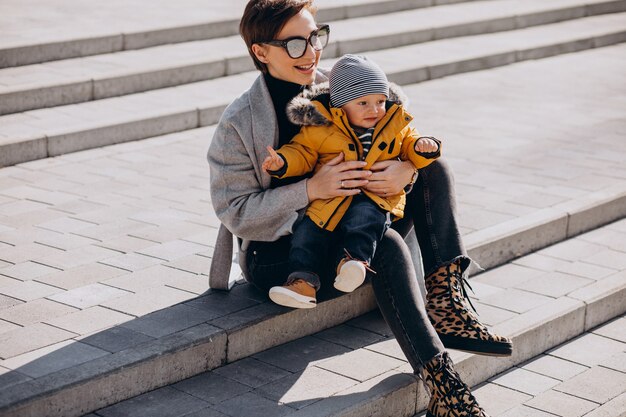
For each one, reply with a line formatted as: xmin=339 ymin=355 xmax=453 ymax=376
xmin=341 ymin=94 xmax=387 ymax=129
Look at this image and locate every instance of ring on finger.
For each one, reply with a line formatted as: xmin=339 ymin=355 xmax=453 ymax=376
xmin=340 ymin=180 xmax=345 ymax=188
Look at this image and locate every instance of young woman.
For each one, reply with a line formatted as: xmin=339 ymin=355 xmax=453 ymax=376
xmin=209 ymin=1 xmax=510 ymax=415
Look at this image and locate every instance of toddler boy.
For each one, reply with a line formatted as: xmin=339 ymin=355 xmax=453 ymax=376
xmin=263 ymin=54 xmax=440 ymax=308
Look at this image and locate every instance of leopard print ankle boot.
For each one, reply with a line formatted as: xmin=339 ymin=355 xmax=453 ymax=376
xmin=423 ymin=352 xmax=489 ymax=417
xmin=425 ymin=260 xmax=513 ymax=356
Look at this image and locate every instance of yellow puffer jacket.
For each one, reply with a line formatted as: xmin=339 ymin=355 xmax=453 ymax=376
xmin=273 ymin=84 xmax=441 ymax=231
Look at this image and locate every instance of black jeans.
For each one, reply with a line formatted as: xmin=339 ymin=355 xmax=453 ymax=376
xmin=289 ymin=195 xmax=391 ymax=289
xmin=392 ymin=158 xmax=470 ymax=276
xmin=246 ymin=159 xmax=463 ymax=370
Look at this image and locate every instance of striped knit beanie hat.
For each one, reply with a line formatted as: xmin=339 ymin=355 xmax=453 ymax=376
xmin=329 ymin=54 xmax=389 ymax=108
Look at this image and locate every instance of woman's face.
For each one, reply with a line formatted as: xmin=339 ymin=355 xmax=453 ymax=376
xmin=252 ymin=9 xmax=321 ymax=85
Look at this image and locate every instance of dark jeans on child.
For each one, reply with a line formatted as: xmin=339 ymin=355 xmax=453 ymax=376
xmin=245 ymin=159 xmax=467 ymax=370
xmin=288 ymin=194 xmax=391 ymax=289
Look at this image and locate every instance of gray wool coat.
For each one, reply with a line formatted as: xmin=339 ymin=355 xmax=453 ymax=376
xmin=207 ymin=71 xmax=328 ymax=289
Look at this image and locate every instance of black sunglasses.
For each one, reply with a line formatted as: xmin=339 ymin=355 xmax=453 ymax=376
xmin=260 ymin=24 xmax=330 ymax=59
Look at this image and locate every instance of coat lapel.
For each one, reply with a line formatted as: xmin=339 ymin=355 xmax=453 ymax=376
xmin=249 ymin=75 xmax=277 ymax=190
xmin=248 ymin=71 xmax=329 ymax=190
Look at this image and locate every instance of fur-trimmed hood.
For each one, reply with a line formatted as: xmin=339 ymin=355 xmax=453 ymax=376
xmin=286 ymin=81 xmax=409 ymax=127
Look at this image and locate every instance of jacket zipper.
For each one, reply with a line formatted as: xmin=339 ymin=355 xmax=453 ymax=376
xmin=322 ymin=115 xmax=364 ymax=229
xmin=339 ymin=116 xmax=362 ymax=161
xmin=322 ymin=107 xmax=403 ymax=229
xmin=371 ymin=106 xmax=400 ymax=149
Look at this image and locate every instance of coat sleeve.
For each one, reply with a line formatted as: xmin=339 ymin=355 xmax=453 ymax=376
xmin=208 ymin=112 xmax=310 ymax=242
xmin=400 ymin=126 xmax=442 ymax=169
xmin=274 ymin=127 xmax=321 ymax=179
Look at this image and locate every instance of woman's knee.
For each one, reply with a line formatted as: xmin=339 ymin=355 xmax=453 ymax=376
xmin=422 ymin=158 xmax=455 ymax=187
xmin=374 ymin=229 xmax=413 ymax=271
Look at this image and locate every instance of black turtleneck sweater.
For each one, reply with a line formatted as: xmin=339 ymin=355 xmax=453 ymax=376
xmin=263 ymin=72 xmax=311 ymax=188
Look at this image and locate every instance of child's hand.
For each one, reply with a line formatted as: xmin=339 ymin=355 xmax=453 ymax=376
xmin=262 ymin=146 xmax=285 ymax=172
xmin=415 ymin=137 xmax=438 ymax=153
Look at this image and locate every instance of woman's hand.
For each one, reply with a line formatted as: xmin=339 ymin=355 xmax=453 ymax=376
xmin=364 ymin=159 xmax=415 ymax=197
xmin=306 ymin=153 xmax=371 ymax=202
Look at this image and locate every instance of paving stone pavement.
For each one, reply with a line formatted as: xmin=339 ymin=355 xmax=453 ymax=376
xmin=64 ymin=208 xmax=626 ymax=417
xmin=0 ymin=38 xmax=624 ymax=358
xmin=87 ymin=306 xmax=626 ymax=416
xmin=470 ymin=315 xmax=626 ymax=417
xmin=0 ymin=25 xmax=625 ymax=417
xmin=0 ymin=0 xmax=400 ymax=63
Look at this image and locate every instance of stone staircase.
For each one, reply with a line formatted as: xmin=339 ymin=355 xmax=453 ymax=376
xmin=1 ymin=0 xmax=626 ymax=166
xmin=0 ymin=0 xmax=625 ymax=416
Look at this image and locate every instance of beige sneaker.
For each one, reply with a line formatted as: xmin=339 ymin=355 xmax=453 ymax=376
xmin=334 ymin=258 xmax=367 ymax=293
xmin=269 ymin=279 xmax=317 ymax=309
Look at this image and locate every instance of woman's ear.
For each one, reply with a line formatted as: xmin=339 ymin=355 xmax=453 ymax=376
xmin=251 ymin=44 xmax=269 ymax=63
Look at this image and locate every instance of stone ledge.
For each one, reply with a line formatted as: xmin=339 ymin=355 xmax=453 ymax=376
xmin=219 ymin=286 xmax=378 ymax=363
xmin=247 ymin=294 xmax=623 ymax=417
xmin=2 ymin=212 xmax=625 ymax=416
xmin=569 ymin=271 xmax=626 ymax=330
xmin=0 ymin=0 xmax=463 ymax=69
xmin=465 ymin=185 xmax=626 ymax=273
xmin=0 ymin=323 xmax=226 ymax=417
xmin=0 ymin=11 xmax=626 ymax=164
xmin=2 ymin=0 xmax=624 ymax=116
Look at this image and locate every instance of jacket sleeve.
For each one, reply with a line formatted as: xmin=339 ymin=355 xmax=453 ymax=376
xmin=273 ymin=127 xmax=321 ymax=179
xmin=400 ymin=126 xmax=442 ymax=169
xmin=208 ymin=114 xmax=310 ymax=242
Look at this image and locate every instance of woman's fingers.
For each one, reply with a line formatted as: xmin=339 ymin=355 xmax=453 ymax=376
xmin=308 ymin=156 xmax=371 ymax=201
xmin=337 ymin=161 xmax=369 ymax=174
xmin=364 ymin=160 xmax=415 ymax=196
xmin=325 ymin=152 xmax=345 ymax=166
xmin=318 ymin=159 xmax=369 ymax=180
xmin=369 ymin=160 xmax=394 ymax=172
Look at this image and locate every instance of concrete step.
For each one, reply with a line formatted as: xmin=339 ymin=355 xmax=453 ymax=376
xmin=21 ymin=218 xmax=626 ymax=417
xmin=1 ymin=12 xmax=625 ymax=168
xmin=85 ymin=312 xmax=626 ymax=417
xmin=91 ymin=308 xmax=626 ymax=417
xmin=1 ymin=0 xmax=624 ymax=115
xmin=0 ymin=43 xmax=624 ymax=416
xmin=441 ymin=314 xmax=626 ymax=417
xmin=0 ymin=39 xmax=626 ymax=416
xmin=0 ymin=0 xmax=471 ymax=69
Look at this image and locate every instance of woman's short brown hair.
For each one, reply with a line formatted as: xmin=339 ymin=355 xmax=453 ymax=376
xmin=240 ymin=0 xmax=316 ymax=73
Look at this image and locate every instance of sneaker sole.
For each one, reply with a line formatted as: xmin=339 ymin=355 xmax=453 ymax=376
xmin=334 ymin=262 xmax=366 ymax=293
xmin=269 ymin=287 xmax=316 ymax=309
xmin=438 ymin=333 xmax=513 ymax=357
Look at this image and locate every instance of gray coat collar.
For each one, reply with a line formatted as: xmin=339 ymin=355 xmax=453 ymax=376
xmin=209 ymin=71 xmax=330 ymax=290
xmin=249 ymin=75 xmax=276 ymax=190
xmin=248 ymin=71 xmax=329 ymax=189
